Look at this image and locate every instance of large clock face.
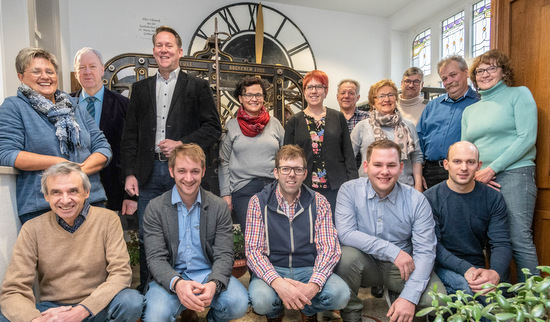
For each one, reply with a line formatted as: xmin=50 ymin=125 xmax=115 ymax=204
xmin=187 ymin=2 xmax=316 ymax=74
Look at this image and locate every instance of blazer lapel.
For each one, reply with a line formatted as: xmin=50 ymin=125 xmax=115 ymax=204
xmin=148 ymin=76 xmax=157 ymax=115
xmin=168 ymin=70 xmax=187 ymax=116
xmin=99 ymin=89 xmax=114 ymax=129
xmin=164 ymin=194 xmax=180 ymax=260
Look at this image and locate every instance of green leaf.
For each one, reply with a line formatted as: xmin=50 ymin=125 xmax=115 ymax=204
xmin=515 ymin=309 xmax=524 ymax=322
xmin=495 ymin=312 xmax=516 ymax=320
xmin=530 ymin=303 xmax=545 ymax=318
xmin=496 ymin=294 xmax=511 ymax=310
xmin=533 ymin=278 xmax=550 ymax=293
xmin=416 ymin=307 xmax=434 ymax=316
xmin=538 ymin=265 xmax=550 ymax=274
xmin=472 ymin=305 xmax=482 ymax=321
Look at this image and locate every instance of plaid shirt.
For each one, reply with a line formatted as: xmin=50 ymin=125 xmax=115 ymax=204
xmin=345 ymin=108 xmax=369 ymax=132
xmin=245 ymin=185 xmax=341 ymax=288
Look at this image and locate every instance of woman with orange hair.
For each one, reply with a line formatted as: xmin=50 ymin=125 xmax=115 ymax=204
xmin=284 ymin=70 xmax=357 ymax=212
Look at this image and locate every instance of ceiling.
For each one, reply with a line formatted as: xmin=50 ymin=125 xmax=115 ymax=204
xmin=266 ymin=0 xmax=461 ymax=30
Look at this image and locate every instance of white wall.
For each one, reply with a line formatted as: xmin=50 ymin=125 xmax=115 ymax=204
xmin=0 ymin=0 xmax=30 ymax=99
xmin=59 ymin=0 xmax=389 ymax=109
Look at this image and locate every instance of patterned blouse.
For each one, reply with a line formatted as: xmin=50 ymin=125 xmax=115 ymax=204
xmin=304 ymin=114 xmax=329 ymax=189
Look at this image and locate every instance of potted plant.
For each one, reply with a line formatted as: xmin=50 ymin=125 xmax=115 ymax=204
xmin=232 ymin=224 xmax=247 ymax=278
xmin=416 ymin=266 xmax=550 ymax=321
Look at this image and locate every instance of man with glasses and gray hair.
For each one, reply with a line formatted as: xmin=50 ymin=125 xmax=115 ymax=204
xmin=396 ymin=67 xmax=428 ymax=125
xmin=246 ymin=145 xmax=350 ymax=322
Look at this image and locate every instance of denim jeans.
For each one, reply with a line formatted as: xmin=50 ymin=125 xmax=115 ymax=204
xmin=495 ymin=166 xmax=539 ymax=280
xmin=143 ymin=276 xmax=248 ymax=322
xmin=0 ymin=288 xmax=144 ymax=322
xmin=248 ymin=266 xmax=350 ymax=318
xmin=335 ymin=246 xmax=444 ymax=321
xmin=435 ymin=266 xmax=474 ymax=296
xmin=136 ymin=160 xmax=174 ymax=288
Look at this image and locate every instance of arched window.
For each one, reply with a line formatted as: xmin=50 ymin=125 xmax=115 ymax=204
xmin=472 ymin=0 xmax=491 ymax=57
xmin=412 ymin=29 xmax=431 ymax=76
xmin=442 ymin=11 xmax=465 ymax=57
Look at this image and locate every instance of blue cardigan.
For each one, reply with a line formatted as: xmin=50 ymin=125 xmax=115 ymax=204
xmin=0 ymin=91 xmax=112 ymax=217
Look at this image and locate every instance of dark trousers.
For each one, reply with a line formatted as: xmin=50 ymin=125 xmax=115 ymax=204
xmin=423 ymin=160 xmax=448 ymax=189
xmin=231 ymin=177 xmax=274 ymax=234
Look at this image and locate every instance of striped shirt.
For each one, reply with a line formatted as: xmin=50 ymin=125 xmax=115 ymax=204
xmin=245 ymin=185 xmax=341 ymax=288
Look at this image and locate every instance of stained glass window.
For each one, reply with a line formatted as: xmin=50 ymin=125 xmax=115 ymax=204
xmin=442 ymin=11 xmax=465 ymax=57
xmin=412 ymin=29 xmax=431 ymax=76
xmin=472 ymin=0 xmax=491 ymax=57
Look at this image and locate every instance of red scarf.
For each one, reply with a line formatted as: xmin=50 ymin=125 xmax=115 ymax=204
xmin=237 ymin=106 xmax=270 ymax=137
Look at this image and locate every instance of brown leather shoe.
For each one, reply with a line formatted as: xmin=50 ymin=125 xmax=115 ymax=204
xmin=179 ymin=309 xmax=199 ymax=322
xmin=266 ymin=311 xmax=284 ymax=322
xmin=301 ymin=311 xmax=318 ymax=322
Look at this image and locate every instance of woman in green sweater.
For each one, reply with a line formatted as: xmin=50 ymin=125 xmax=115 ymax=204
xmin=461 ymin=49 xmax=538 ymax=280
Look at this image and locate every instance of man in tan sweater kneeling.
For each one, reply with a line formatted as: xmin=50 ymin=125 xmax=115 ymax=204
xmin=0 ymin=162 xmax=145 ymax=322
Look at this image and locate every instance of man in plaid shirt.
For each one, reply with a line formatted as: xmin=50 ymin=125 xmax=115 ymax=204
xmin=245 ymin=145 xmax=350 ymax=322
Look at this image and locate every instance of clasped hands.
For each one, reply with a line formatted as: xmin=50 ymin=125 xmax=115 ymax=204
xmin=174 ymin=279 xmax=216 ymax=312
xmin=271 ymin=277 xmax=319 ymax=310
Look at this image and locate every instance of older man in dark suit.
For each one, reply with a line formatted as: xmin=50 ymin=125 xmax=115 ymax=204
xmin=71 ymin=47 xmax=136 ymax=215
xmin=121 ymin=26 xmax=221 ymax=290
xmin=142 ymin=144 xmax=248 ymax=321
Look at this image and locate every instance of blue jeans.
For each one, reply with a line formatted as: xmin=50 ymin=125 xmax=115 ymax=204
xmin=137 ymin=160 xmax=174 ymax=288
xmin=143 ymin=277 xmax=248 ymax=322
xmin=495 ymin=166 xmax=539 ymax=280
xmin=435 ymin=266 xmax=474 ymax=296
xmin=248 ymin=266 xmax=350 ymax=318
xmin=0 ymin=288 xmax=144 ymax=322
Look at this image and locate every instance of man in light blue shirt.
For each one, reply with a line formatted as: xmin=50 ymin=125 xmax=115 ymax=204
xmin=416 ymin=55 xmax=480 ymax=189
xmin=335 ymin=139 xmax=444 ymax=322
xmin=142 ymin=143 xmax=248 ymax=321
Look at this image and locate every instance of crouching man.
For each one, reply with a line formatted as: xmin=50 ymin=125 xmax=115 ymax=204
xmin=246 ymin=145 xmax=350 ymax=322
xmin=0 ymin=162 xmax=144 ymax=321
xmin=424 ymin=141 xmax=512 ymax=297
xmin=142 ymin=143 xmax=248 ymax=321
xmin=335 ymin=140 xmax=444 ymax=322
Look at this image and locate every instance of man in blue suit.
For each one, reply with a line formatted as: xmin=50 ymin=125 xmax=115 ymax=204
xmin=71 ymin=47 xmax=137 ymax=215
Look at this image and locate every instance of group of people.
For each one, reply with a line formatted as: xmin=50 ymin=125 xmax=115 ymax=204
xmin=0 ymin=23 xmax=539 ymax=322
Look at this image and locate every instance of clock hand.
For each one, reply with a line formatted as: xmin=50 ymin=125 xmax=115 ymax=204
xmin=255 ymin=3 xmax=264 ymax=65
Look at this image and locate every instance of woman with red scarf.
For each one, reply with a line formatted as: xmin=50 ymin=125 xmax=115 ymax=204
xmin=219 ymin=76 xmax=284 ymax=233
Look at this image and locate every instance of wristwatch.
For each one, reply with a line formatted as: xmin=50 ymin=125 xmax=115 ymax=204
xmin=212 ymin=279 xmax=223 ymax=294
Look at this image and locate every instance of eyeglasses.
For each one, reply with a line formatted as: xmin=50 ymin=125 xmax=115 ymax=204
xmin=241 ymin=93 xmax=264 ymax=100
xmin=474 ymin=66 xmax=500 ymax=76
xmin=376 ymin=93 xmax=396 ymax=100
xmin=277 ymin=166 xmax=306 ymax=175
xmin=403 ymin=79 xmax=422 ymax=86
xmin=26 ymin=68 xmax=56 ymax=77
xmin=305 ymin=84 xmax=326 ymax=91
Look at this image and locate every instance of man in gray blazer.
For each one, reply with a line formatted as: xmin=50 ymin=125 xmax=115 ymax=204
xmin=142 ymin=143 xmax=248 ymax=321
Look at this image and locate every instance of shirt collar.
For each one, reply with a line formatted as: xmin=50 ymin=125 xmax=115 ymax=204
xmin=366 ymin=179 xmax=399 ymax=204
xmin=443 ymin=86 xmax=475 ymax=103
xmin=81 ymin=85 xmax=105 ymax=102
xmin=275 ymin=184 xmax=301 ymax=208
xmin=157 ymin=68 xmax=180 ymax=81
xmin=56 ymin=200 xmax=90 ymax=229
xmin=171 ymin=185 xmax=202 ymax=208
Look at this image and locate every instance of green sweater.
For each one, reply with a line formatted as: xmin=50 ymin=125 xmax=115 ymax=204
xmin=461 ymin=81 xmax=537 ymax=173
xmin=0 ymin=207 xmax=132 ymax=321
